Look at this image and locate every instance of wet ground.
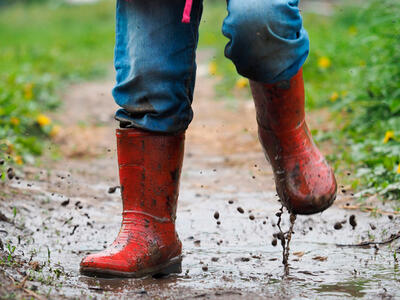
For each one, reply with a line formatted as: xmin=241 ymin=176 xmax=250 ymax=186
xmin=1 ymin=53 xmax=400 ymax=299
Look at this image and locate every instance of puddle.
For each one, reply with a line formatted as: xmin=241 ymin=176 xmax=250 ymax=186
xmin=1 ymin=150 xmax=400 ymax=299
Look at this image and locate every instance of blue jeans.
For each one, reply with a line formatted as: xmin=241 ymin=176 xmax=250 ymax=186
xmin=113 ymin=0 xmax=309 ymax=133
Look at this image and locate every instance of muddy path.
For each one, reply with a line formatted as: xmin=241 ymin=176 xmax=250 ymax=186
xmin=1 ymin=52 xmax=400 ymax=299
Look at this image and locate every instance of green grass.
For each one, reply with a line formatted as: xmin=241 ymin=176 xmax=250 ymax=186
xmin=198 ymin=1 xmax=239 ymax=97
xmin=0 ymin=1 xmax=115 ymax=167
xmin=305 ymin=1 xmax=400 ymax=200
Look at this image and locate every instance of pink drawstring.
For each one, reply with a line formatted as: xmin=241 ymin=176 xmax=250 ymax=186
xmin=182 ymin=0 xmax=193 ymax=23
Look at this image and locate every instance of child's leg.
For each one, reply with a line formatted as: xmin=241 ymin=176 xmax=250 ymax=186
xmin=80 ymin=0 xmax=203 ymax=278
xmin=113 ymin=0 xmax=203 ymax=133
xmin=222 ymin=0 xmax=337 ymax=214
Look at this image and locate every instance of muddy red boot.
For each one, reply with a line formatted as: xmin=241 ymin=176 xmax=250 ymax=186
xmin=80 ymin=128 xmax=184 ymax=277
xmin=250 ymin=69 xmax=337 ymax=215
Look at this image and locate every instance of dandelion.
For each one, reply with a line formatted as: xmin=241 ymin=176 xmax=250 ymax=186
xmin=235 ymin=77 xmax=248 ymax=89
xmin=397 ymin=164 xmax=400 ymax=174
xmin=208 ymin=61 xmax=217 ymax=76
xmin=10 ymin=117 xmax=20 ymax=126
xmin=383 ymin=131 xmax=394 ymax=143
xmin=318 ymin=56 xmax=331 ymax=69
xmin=24 ymin=83 xmax=34 ymax=100
xmin=50 ymin=125 xmax=61 ymax=137
xmin=14 ymin=156 xmax=23 ymax=165
xmin=37 ymin=114 xmax=51 ymax=127
xmin=330 ymin=92 xmax=339 ymax=102
xmin=348 ymin=26 xmax=357 ymax=36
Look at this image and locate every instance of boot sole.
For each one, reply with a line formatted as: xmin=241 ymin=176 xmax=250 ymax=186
xmin=79 ymin=255 xmax=182 ymax=278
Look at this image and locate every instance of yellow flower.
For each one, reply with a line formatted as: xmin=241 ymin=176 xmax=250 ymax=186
xmin=235 ymin=77 xmax=248 ymax=89
xmin=14 ymin=156 xmax=23 ymax=165
xmin=10 ymin=117 xmax=20 ymax=126
xmin=397 ymin=164 xmax=400 ymax=174
xmin=318 ymin=56 xmax=331 ymax=69
xmin=37 ymin=114 xmax=51 ymax=127
xmin=348 ymin=26 xmax=358 ymax=36
xmin=383 ymin=131 xmax=394 ymax=143
xmin=330 ymin=92 xmax=339 ymax=102
xmin=208 ymin=61 xmax=217 ymax=76
xmin=341 ymin=90 xmax=349 ymax=97
xmin=24 ymin=83 xmax=34 ymax=100
xmin=50 ymin=125 xmax=61 ymax=137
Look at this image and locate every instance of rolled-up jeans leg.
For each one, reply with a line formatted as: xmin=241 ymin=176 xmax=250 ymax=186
xmin=222 ymin=0 xmax=310 ymax=83
xmin=113 ymin=0 xmax=203 ymax=133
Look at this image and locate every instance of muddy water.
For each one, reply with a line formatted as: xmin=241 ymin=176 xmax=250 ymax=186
xmin=1 ymin=55 xmax=400 ymax=299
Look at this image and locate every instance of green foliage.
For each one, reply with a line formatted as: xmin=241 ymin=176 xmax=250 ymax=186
xmin=306 ymin=1 xmax=400 ymax=199
xmin=0 ymin=1 xmax=114 ymax=166
xmin=198 ymin=1 xmax=242 ymax=97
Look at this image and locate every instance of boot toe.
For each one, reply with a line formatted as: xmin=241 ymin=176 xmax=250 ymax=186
xmin=282 ymin=164 xmax=337 ymax=215
xmin=288 ymin=184 xmax=337 ymax=215
xmin=80 ymin=252 xmax=133 ymax=275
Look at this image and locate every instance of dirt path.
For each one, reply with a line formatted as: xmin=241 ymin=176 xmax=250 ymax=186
xmin=1 ymin=52 xmax=400 ymax=299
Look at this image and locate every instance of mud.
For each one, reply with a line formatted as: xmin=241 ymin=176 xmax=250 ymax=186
xmin=1 ymin=51 xmax=400 ymax=299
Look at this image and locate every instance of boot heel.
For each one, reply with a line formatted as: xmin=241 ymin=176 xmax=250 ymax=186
xmin=153 ymin=261 xmax=182 ymax=278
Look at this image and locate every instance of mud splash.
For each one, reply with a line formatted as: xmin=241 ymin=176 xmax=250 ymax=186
xmin=275 ymin=207 xmax=297 ymax=276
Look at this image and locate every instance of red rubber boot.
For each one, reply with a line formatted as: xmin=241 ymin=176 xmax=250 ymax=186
xmin=250 ymin=69 xmax=337 ymax=215
xmin=80 ymin=128 xmax=184 ymax=277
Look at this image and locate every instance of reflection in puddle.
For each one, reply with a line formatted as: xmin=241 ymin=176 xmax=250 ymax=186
xmin=315 ymin=280 xmax=368 ymax=298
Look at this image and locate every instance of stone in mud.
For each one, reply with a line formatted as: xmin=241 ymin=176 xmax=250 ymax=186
xmin=237 ymin=207 xmax=244 ymax=214
xmin=349 ymin=215 xmax=357 ymax=229
xmin=334 ymin=222 xmax=343 ymax=230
